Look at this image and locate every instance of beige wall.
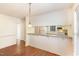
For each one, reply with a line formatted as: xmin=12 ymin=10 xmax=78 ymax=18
xmin=64 ymin=8 xmax=74 ymax=38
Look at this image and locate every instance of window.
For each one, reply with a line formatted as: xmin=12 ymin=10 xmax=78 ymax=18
xmin=50 ymin=26 xmax=56 ymax=31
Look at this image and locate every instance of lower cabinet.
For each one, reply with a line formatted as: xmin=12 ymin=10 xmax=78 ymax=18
xmin=29 ymin=35 xmax=68 ymax=55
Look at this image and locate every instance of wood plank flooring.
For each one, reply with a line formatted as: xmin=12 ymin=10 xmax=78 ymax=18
xmin=0 ymin=40 xmax=59 ymax=56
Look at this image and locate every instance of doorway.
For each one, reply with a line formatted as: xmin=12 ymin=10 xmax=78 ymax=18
xmin=16 ymin=19 xmax=26 ymax=55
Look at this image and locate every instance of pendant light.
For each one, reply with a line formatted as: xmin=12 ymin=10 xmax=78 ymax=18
xmin=28 ymin=3 xmax=32 ymax=27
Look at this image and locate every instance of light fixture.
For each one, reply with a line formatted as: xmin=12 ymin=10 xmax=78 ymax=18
xmin=28 ymin=3 xmax=32 ymax=27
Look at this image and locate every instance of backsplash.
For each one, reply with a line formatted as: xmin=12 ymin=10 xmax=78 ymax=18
xmin=28 ymin=25 xmax=72 ymax=37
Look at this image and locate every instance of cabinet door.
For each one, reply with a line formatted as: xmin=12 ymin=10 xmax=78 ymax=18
xmin=29 ymin=35 xmax=35 ymax=44
xmin=48 ymin=37 xmax=68 ymax=55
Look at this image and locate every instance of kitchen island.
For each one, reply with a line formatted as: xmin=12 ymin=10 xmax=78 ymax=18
xmin=27 ymin=33 xmax=72 ymax=56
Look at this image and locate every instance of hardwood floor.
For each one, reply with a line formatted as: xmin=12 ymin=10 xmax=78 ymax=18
xmin=0 ymin=40 xmax=59 ymax=56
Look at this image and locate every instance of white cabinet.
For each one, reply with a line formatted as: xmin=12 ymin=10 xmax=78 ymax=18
xmin=49 ymin=37 xmax=67 ymax=55
xmin=29 ymin=35 xmax=48 ymax=48
xmin=29 ymin=35 xmax=68 ymax=55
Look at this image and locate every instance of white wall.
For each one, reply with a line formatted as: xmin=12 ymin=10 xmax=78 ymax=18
xmin=20 ymin=19 xmax=26 ymax=40
xmin=0 ymin=14 xmax=21 ymax=49
xmin=74 ymin=4 xmax=79 ymax=55
xmin=77 ymin=12 xmax=79 ymax=33
xmin=31 ymin=9 xmax=68 ymax=26
xmin=76 ymin=12 xmax=79 ymax=55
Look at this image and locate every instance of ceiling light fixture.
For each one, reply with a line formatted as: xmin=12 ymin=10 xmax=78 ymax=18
xmin=28 ymin=3 xmax=32 ymax=27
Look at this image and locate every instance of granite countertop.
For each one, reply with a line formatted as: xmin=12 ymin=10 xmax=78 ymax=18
xmin=28 ymin=33 xmax=68 ymax=38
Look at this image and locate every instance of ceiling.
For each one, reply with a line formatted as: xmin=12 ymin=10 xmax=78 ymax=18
xmin=0 ymin=3 xmax=73 ymax=19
